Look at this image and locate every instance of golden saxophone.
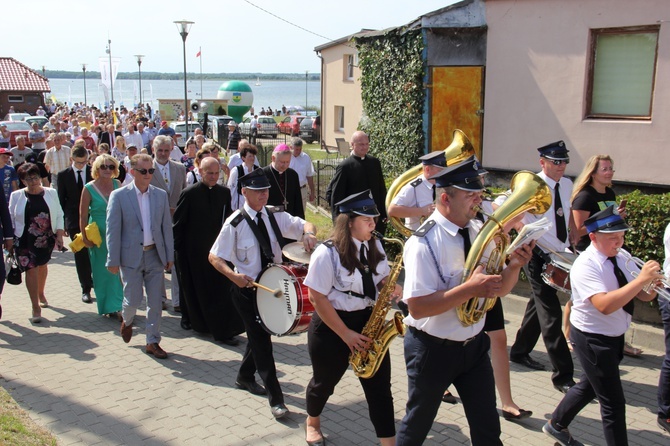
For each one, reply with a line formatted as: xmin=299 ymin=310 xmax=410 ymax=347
xmin=349 ymin=231 xmax=406 ymax=379
xmin=457 ymin=171 xmax=552 ymax=326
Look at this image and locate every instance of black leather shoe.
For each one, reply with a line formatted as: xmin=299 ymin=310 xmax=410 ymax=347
xmin=658 ymin=416 xmax=670 ymax=433
xmin=441 ymin=391 xmax=458 ymax=404
xmin=180 ymin=319 xmax=192 ymax=330
xmin=270 ymin=403 xmax=289 ymax=419
xmin=554 ymin=381 xmax=576 ymax=394
xmin=235 ymin=380 xmax=267 ymax=396
xmin=82 ymin=292 xmax=92 ymax=303
xmin=511 ymin=355 xmax=546 ymax=371
xmin=220 ymin=336 xmax=240 ymax=346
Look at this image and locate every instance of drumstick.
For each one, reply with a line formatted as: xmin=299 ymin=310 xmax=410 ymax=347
xmin=536 ymin=242 xmax=574 ymax=264
xmin=251 ymin=281 xmax=282 ymax=298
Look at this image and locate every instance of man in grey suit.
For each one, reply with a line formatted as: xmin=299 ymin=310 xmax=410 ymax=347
xmin=150 ymin=135 xmax=187 ymax=312
xmin=106 ymin=153 xmax=174 ymax=359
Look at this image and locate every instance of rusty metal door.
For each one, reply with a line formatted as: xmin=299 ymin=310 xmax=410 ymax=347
xmin=429 ymin=66 xmax=484 ymax=161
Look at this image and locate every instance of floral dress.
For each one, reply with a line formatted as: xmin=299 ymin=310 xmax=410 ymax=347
xmin=16 ymin=191 xmax=55 ymax=271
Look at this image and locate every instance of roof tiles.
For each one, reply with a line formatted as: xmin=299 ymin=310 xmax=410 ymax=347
xmin=0 ymin=57 xmax=50 ymax=92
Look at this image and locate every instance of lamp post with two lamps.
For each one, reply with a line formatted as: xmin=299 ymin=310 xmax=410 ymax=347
xmin=174 ymin=20 xmax=194 ymax=141
xmin=134 ymin=55 xmax=144 ymax=108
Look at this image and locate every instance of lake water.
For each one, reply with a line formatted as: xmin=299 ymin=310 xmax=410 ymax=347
xmin=48 ymin=78 xmax=321 ymax=112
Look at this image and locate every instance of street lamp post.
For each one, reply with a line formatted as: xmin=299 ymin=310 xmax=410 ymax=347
xmin=134 ymin=55 xmax=144 ymax=107
xmin=305 ymin=70 xmax=308 ymax=111
xmin=81 ymin=64 xmax=87 ymax=105
xmin=174 ymin=20 xmax=194 ymax=141
xmin=106 ymin=39 xmax=115 ymax=116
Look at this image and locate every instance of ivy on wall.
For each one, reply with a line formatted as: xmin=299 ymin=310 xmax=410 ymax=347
xmin=355 ymin=28 xmax=426 ymax=178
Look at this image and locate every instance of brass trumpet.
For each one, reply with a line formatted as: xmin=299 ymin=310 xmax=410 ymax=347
xmin=616 ymin=248 xmax=670 ymax=301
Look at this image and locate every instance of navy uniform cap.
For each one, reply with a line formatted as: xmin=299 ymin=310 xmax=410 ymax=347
xmin=419 ymin=151 xmax=446 ymax=167
xmin=239 ymin=168 xmax=271 ymax=190
xmin=537 ymin=140 xmax=569 ymax=160
xmin=584 ymin=205 xmax=629 ymax=234
xmin=335 ymin=189 xmax=380 ymax=217
xmin=429 ymin=155 xmax=487 ymax=191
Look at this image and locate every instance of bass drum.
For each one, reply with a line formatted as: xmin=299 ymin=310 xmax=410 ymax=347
xmin=255 ymin=264 xmax=314 ymax=336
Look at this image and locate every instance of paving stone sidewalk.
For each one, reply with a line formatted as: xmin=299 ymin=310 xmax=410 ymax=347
xmin=0 ymin=251 xmax=668 ymax=445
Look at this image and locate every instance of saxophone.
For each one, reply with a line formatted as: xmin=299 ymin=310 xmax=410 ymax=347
xmin=349 ymin=231 xmax=406 ymax=379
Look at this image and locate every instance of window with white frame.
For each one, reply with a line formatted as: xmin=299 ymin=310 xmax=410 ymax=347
xmin=7 ymin=95 xmax=24 ymax=103
xmin=335 ymin=106 xmax=345 ymax=132
xmin=344 ymin=54 xmax=354 ymax=81
xmin=586 ymin=25 xmax=659 ymax=120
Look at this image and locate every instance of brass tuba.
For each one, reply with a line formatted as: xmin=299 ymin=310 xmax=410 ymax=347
xmin=385 ymin=129 xmax=475 ymax=238
xmin=457 ymin=171 xmax=552 ymax=326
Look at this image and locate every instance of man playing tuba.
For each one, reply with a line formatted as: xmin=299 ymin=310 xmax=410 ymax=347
xmin=396 ymin=156 xmax=534 ymax=445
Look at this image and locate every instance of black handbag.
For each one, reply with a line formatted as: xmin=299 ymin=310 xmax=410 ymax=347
xmin=7 ymin=256 xmax=22 ymax=285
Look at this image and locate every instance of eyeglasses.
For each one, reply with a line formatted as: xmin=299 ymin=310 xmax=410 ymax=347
xmin=550 ymin=159 xmax=569 ymax=165
xmin=99 ymin=164 xmax=116 ymax=171
xmin=598 ymin=167 xmax=615 ymax=173
xmin=134 ymin=168 xmax=156 ymax=175
xmin=24 ymin=176 xmax=41 ymax=182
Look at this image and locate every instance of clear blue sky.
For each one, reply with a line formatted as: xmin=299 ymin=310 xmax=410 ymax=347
xmin=9 ymin=0 xmax=458 ymax=74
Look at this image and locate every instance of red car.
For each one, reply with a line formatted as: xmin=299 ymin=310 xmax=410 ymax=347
xmin=0 ymin=120 xmax=32 ymax=147
xmin=278 ymin=115 xmax=306 ymax=136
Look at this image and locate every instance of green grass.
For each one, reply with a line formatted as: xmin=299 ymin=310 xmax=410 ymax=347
xmin=306 ymin=207 xmax=333 ymax=241
xmin=0 ymin=387 xmax=57 ymax=445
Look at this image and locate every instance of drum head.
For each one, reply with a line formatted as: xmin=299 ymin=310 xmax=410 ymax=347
xmin=549 ymin=252 xmax=578 ymax=270
xmin=282 ymin=242 xmax=315 ymax=264
xmin=256 ymin=265 xmax=302 ymax=336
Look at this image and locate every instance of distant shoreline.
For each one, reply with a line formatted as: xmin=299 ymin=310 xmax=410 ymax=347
xmin=39 ymin=70 xmax=320 ymax=82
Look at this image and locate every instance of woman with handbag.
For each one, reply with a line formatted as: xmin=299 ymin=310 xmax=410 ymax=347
xmin=78 ymin=154 xmax=123 ymax=319
xmin=0 ymin=187 xmax=14 ymax=318
xmin=9 ymin=163 xmax=65 ymax=323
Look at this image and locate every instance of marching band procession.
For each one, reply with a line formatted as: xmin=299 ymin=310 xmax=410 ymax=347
xmin=2 ymin=126 xmax=670 ymax=446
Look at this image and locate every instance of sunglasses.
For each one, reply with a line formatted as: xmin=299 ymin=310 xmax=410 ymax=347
xmin=134 ymin=167 xmax=156 ymax=175
xmin=549 ymin=159 xmax=569 ymax=165
xmin=99 ymin=164 xmax=116 ymax=171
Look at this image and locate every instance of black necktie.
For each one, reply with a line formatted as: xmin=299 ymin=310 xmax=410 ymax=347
xmin=608 ymin=256 xmax=634 ymax=316
xmin=554 ymin=183 xmax=567 ymax=243
xmin=256 ymin=213 xmax=273 ymax=265
xmin=458 ymin=227 xmax=471 ymax=259
xmin=360 ymin=243 xmax=376 ymax=299
xmin=432 ymin=185 xmax=436 ymax=202
xmin=76 ymin=170 xmax=83 ymax=189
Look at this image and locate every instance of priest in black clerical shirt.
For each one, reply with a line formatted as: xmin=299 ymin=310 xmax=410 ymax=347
xmin=261 ymin=144 xmax=304 ymax=219
xmin=326 ymin=131 xmax=387 ymax=234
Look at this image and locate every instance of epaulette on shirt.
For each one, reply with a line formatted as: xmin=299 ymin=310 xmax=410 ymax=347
xmin=230 ymin=211 xmax=245 ymax=227
xmin=323 ymin=240 xmax=334 ymax=248
xmin=266 ymin=205 xmax=282 ymax=214
xmin=410 ymin=178 xmax=423 ymax=188
xmin=413 ymin=219 xmax=436 ymax=237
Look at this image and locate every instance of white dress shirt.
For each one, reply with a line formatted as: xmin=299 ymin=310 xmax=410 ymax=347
xmin=133 ymin=183 xmax=155 ymax=246
xmin=391 ymin=174 xmax=434 ymax=231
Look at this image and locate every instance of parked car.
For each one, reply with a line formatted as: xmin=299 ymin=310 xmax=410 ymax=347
xmin=239 ymin=116 xmax=278 ymax=138
xmin=0 ymin=120 xmax=32 ymax=147
xmin=170 ymin=121 xmax=203 ymax=148
xmin=23 ymin=116 xmax=49 ymax=128
xmin=3 ymin=113 xmax=31 ymax=122
xmin=205 ymin=114 xmax=235 ymax=146
xmin=299 ymin=116 xmax=320 ymax=144
xmin=278 ymin=115 xmax=306 ymax=136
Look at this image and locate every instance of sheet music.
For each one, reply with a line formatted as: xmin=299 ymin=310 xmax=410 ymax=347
xmin=505 ymin=217 xmax=552 ymax=256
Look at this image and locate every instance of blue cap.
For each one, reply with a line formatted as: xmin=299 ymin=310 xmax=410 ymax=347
xmin=419 ymin=151 xmax=446 ymax=167
xmin=335 ymin=189 xmax=380 ymax=217
xmin=239 ymin=169 xmax=270 ymax=190
xmin=537 ymin=140 xmax=569 ymax=160
xmin=584 ymin=205 xmax=629 ymax=234
xmin=429 ymin=155 xmax=487 ymax=191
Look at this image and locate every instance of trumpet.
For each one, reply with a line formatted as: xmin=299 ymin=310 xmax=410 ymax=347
xmin=616 ymin=248 xmax=670 ymax=301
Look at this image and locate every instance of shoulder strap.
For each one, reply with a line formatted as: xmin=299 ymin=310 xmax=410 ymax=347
xmin=265 ymin=206 xmax=287 ymax=249
xmin=239 ymin=208 xmax=275 ymax=262
xmin=230 ymin=211 xmax=245 ymax=228
xmin=410 ymin=177 xmax=423 ymax=188
xmin=413 ymin=219 xmax=436 ymax=237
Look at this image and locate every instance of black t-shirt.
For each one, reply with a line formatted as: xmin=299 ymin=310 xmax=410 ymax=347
xmin=571 ymin=185 xmax=617 ymax=251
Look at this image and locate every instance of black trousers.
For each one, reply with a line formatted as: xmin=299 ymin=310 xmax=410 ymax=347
xmin=69 ymin=226 xmax=92 ymax=294
xmin=553 ymin=326 xmax=627 ymax=446
xmin=231 ymin=286 xmax=283 ymax=407
xmin=306 ymin=308 xmax=395 ymax=438
xmin=510 ymin=252 xmax=573 ymax=385
xmin=396 ymin=328 xmax=501 ymax=446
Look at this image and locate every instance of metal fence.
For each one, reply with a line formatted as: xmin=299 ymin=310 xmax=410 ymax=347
xmin=249 ymin=134 xmax=292 ymax=166
xmin=314 ymin=159 xmax=340 ymax=211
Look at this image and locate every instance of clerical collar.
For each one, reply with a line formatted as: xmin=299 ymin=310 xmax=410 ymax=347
xmin=353 ymin=155 xmax=366 ymax=161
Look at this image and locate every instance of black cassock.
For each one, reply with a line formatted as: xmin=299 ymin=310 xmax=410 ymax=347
xmin=262 ymin=165 xmax=304 ymax=219
xmin=173 ymin=182 xmax=244 ymax=341
xmin=326 ymin=154 xmax=387 ymax=233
